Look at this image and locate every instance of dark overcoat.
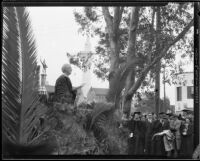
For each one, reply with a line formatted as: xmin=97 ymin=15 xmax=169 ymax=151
xmin=180 ymin=123 xmax=193 ymax=158
xmin=53 ymin=74 xmax=76 ymax=104
xmin=151 ymin=120 xmax=166 ymax=157
xmin=127 ymin=120 xmax=145 ymax=155
xmin=144 ymin=120 xmax=154 ymax=155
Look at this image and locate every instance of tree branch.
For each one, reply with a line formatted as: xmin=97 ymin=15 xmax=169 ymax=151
xmin=102 ymin=7 xmax=113 ymax=33
xmin=127 ymin=7 xmax=139 ymax=58
xmin=126 ymin=18 xmax=194 ymax=97
xmin=151 ymin=7 xmax=155 ymax=30
xmin=167 ymin=18 xmax=194 ymax=49
xmin=113 ymin=7 xmax=124 ymax=33
xmin=148 ymin=7 xmax=156 ymax=62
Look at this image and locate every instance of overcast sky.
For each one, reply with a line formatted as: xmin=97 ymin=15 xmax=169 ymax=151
xmin=27 ymin=7 xmax=193 ymax=105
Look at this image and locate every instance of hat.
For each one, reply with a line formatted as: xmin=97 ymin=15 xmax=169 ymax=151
xmin=133 ymin=111 xmax=141 ymax=115
xmin=159 ymin=112 xmax=165 ymax=115
xmin=166 ymin=113 xmax=173 ymax=117
xmin=182 ymin=109 xmax=192 ymax=113
xmin=162 ymin=114 xmax=168 ymax=119
xmin=173 ymin=114 xmax=178 ymax=118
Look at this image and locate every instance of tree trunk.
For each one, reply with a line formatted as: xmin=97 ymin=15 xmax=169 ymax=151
xmin=154 ymin=7 xmax=161 ymax=115
xmin=163 ymin=65 xmax=166 ymax=112
xmin=106 ymin=26 xmax=120 ymax=102
xmin=155 ymin=62 xmax=161 ymax=115
xmin=122 ymin=71 xmax=135 ymax=116
xmin=102 ymin=7 xmax=123 ymax=102
xmin=107 ymin=50 xmax=119 ymax=102
xmin=122 ymin=7 xmax=139 ymax=116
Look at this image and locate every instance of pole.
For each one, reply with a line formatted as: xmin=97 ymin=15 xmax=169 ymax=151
xmin=163 ymin=65 xmax=166 ymax=112
xmin=155 ymin=7 xmax=161 ymax=116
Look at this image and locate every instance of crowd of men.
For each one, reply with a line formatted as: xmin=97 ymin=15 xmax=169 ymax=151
xmin=121 ymin=109 xmax=194 ymax=158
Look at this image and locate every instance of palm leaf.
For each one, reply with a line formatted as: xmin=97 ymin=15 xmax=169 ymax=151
xmin=2 ymin=7 xmax=21 ymax=144
xmin=89 ymin=102 xmax=114 ymax=130
xmin=2 ymin=7 xmax=46 ymax=146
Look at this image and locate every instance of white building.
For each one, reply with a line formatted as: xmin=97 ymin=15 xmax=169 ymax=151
xmin=80 ymin=36 xmax=92 ymax=97
xmin=87 ymin=87 xmax=109 ymax=103
xmin=174 ymin=72 xmax=194 ymax=114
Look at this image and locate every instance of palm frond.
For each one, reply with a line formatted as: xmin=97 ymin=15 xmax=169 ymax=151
xmin=2 ymin=7 xmax=21 ymax=144
xmin=89 ymin=102 xmax=114 ymax=130
xmin=16 ymin=7 xmax=46 ymax=144
xmin=2 ymin=7 xmax=46 ymax=146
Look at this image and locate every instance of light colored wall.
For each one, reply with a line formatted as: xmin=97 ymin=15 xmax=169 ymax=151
xmin=87 ymin=89 xmax=107 ymax=103
xmin=175 ymin=72 xmax=194 ymax=113
xmin=87 ymin=89 xmax=96 ymax=103
xmin=95 ymin=95 xmax=106 ymax=102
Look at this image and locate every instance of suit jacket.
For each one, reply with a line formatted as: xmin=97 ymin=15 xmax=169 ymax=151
xmin=54 ymin=74 xmax=76 ymax=103
xmin=170 ymin=119 xmax=181 ymax=137
xmin=127 ymin=120 xmax=145 ymax=155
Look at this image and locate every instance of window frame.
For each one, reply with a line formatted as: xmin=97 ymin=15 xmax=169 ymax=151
xmin=187 ymin=86 xmax=194 ymax=99
xmin=177 ymin=86 xmax=182 ymax=101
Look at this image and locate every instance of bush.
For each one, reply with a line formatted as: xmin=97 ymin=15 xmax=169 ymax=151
xmin=39 ymin=101 xmax=129 ymax=155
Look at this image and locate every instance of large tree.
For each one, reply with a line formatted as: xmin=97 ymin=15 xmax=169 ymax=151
xmin=69 ymin=3 xmax=193 ymax=116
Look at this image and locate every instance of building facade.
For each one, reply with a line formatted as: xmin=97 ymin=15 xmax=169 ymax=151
xmin=87 ymin=87 xmax=109 ymax=103
xmin=79 ymin=36 xmax=93 ymax=97
xmin=174 ymin=72 xmax=194 ymax=114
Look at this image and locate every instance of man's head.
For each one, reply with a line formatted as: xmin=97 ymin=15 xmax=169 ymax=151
xmin=152 ymin=113 xmax=157 ymax=120
xmin=141 ymin=114 xmax=146 ymax=121
xmin=147 ymin=113 xmax=153 ymax=120
xmin=167 ymin=113 xmax=173 ymax=120
xmin=133 ymin=112 xmax=141 ymax=121
xmin=158 ymin=112 xmax=165 ymax=120
xmin=62 ymin=63 xmax=72 ymax=75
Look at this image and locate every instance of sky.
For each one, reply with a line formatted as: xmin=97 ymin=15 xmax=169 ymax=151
xmin=28 ymin=7 xmax=108 ymax=89
xmin=27 ymin=7 xmax=193 ymax=105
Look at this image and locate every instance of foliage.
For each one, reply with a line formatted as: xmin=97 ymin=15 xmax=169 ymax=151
xmin=42 ymin=101 xmax=129 ymax=154
xmin=134 ymin=92 xmax=172 ymax=113
xmin=68 ymin=4 xmax=194 ymax=111
xmin=2 ymin=7 xmax=48 ymax=146
xmin=70 ymin=4 xmax=193 ymax=83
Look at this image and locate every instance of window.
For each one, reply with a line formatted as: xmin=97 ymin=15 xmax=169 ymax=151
xmin=187 ymin=86 xmax=194 ymax=99
xmin=177 ymin=87 xmax=182 ymax=101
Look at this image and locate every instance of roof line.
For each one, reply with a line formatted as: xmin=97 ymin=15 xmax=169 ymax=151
xmin=174 ymin=71 xmax=193 ymax=75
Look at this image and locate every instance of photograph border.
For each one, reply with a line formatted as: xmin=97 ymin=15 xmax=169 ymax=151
xmin=2 ymin=0 xmax=199 ymax=160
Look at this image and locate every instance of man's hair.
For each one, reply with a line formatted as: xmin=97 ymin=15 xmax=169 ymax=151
xmin=62 ymin=63 xmax=71 ymax=74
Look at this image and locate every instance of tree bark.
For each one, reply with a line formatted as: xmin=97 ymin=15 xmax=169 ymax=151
xmin=122 ymin=7 xmax=139 ymax=116
xmin=154 ymin=7 xmax=161 ymax=115
xmin=155 ymin=62 xmax=161 ymax=115
xmin=102 ymin=7 xmax=122 ymax=102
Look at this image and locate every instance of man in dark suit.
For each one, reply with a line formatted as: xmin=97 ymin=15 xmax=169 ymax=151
xmin=144 ymin=113 xmax=154 ymax=156
xmin=125 ymin=112 xmax=145 ymax=156
xmin=54 ymin=64 xmax=82 ymax=104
